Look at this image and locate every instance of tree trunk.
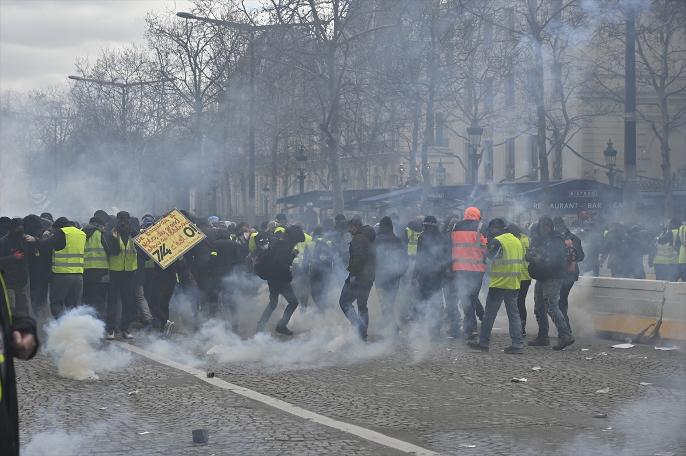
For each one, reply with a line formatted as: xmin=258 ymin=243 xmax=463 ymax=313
xmin=270 ymin=134 xmax=279 ymax=217
xmin=325 ymin=46 xmax=344 ymax=214
xmin=661 ymin=123 xmax=673 ymax=219
xmin=534 ymin=36 xmax=550 ymax=199
xmin=409 ymin=99 xmax=420 ymax=185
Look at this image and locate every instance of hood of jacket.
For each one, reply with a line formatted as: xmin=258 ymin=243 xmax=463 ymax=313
xmin=463 ymin=207 xmax=481 ymax=221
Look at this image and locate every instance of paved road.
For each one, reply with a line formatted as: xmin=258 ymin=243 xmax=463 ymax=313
xmin=16 ymin=327 xmax=686 ymax=456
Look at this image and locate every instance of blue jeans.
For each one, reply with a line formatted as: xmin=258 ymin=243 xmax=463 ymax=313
xmin=478 ymin=288 xmax=523 ymax=348
xmin=457 ymin=271 xmax=484 ymax=336
xmin=534 ymin=279 xmax=571 ymax=338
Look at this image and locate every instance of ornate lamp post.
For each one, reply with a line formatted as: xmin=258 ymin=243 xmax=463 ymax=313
xmin=436 ymin=160 xmax=446 ymax=186
xmin=467 ymin=120 xmax=484 ymax=185
xmin=604 ymin=139 xmax=618 ymax=187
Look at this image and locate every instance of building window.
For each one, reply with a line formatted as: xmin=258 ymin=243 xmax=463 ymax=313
xmin=528 ymin=135 xmax=538 ymax=181
xmin=373 ymin=174 xmax=382 ymax=188
xmin=434 ymin=112 xmax=448 ymax=147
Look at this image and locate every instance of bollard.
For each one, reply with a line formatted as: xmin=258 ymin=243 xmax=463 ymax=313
xmin=192 ymin=429 xmax=209 ymax=444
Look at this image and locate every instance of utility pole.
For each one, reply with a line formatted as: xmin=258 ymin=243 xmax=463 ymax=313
xmin=623 ymin=7 xmax=638 ymax=218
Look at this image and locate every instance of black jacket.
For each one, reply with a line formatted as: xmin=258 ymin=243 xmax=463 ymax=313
xmin=375 ymin=231 xmax=408 ymax=287
xmin=348 ymin=226 xmax=376 ymax=284
xmin=560 ymin=229 xmax=585 ymax=281
xmin=413 ymin=227 xmax=451 ymax=291
xmin=0 ymin=234 xmax=31 ymax=290
xmin=527 ymin=232 xmax=567 ymax=281
xmin=267 ymin=237 xmax=300 ymax=283
xmin=0 ymin=272 xmax=39 ymax=456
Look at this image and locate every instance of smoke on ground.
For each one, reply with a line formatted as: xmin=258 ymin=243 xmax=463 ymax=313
xmin=23 ymin=430 xmax=85 ymax=456
xmin=44 ymin=306 xmax=131 ymax=380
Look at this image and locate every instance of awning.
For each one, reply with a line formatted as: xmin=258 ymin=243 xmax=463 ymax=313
xmin=276 ymin=189 xmax=387 ymax=210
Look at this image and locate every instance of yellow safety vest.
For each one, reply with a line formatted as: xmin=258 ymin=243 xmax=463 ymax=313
xmin=293 ymin=232 xmax=313 ymax=265
xmin=248 ymin=232 xmax=258 ymax=253
xmin=52 ymin=226 xmax=86 ymax=274
xmin=654 ymin=229 xmax=679 ymax=265
xmin=519 ymin=234 xmax=532 ymax=281
xmin=84 ymin=230 xmax=108 ymax=270
xmin=679 ymin=225 xmax=686 ymax=264
xmin=1 ymin=273 xmax=11 ymax=401
xmin=489 ymin=233 xmax=524 ymax=290
xmin=108 ymin=236 xmax=138 ymax=272
xmin=406 ymin=227 xmax=421 ymax=256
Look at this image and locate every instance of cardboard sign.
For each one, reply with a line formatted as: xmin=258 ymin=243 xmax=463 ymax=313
xmin=134 ymin=209 xmax=206 ymax=269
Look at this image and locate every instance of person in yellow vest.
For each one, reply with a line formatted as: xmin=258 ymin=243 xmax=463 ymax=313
xmin=0 ymin=270 xmax=39 ymax=456
xmin=675 ymin=218 xmax=686 ymax=282
xmin=404 ymin=217 xmax=424 ymax=258
xmin=49 ymin=217 xmax=86 ymax=317
xmin=468 ymin=218 xmax=525 ymax=354
xmin=507 ymin=224 xmax=532 ymax=337
xmin=82 ymin=217 xmax=110 ymax=319
xmin=103 ymin=212 xmax=137 ymax=340
xmin=292 ymin=223 xmax=313 ymax=309
xmin=650 ymin=219 xmax=680 ymax=281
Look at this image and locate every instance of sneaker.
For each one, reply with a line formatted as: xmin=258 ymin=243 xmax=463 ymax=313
xmin=163 ymin=320 xmax=175 ymax=337
xmin=527 ymin=336 xmax=550 ymax=347
xmin=106 ymin=331 xmax=116 ymax=341
xmin=122 ymin=331 xmax=135 ymax=340
xmin=465 ymin=332 xmax=478 ymax=342
xmin=275 ymin=325 xmax=293 ymax=336
xmin=467 ymin=341 xmax=489 ymax=352
xmin=553 ymin=336 xmax=575 ymax=351
xmin=504 ymin=346 xmax=524 ymax=354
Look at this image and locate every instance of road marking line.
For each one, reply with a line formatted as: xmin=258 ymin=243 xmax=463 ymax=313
xmin=115 ymin=341 xmax=438 ymax=455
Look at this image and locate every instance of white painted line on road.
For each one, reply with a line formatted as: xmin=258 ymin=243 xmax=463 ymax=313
xmin=115 ymin=341 xmax=438 ymax=455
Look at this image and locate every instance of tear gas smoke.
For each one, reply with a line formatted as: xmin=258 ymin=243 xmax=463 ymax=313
xmin=44 ymin=306 xmax=131 ymax=380
xmin=23 ymin=430 xmax=84 ymax=456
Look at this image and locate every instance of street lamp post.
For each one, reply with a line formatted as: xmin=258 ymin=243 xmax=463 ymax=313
xmin=467 ymin=120 xmax=484 ymax=186
xmin=262 ymin=184 xmax=270 ymax=217
xmin=604 ymin=138 xmax=618 ymax=187
xmin=177 ymin=12 xmax=312 ymax=224
xmin=436 ymin=160 xmax=446 ymax=186
xmin=398 ymin=162 xmax=406 ymax=187
xmin=295 ymin=145 xmax=307 ymax=215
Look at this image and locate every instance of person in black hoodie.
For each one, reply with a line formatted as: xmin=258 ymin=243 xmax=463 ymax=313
xmin=0 ymin=219 xmax=33 ymax=316
xmin=256 ymin=225 xmax=306 ymax=336
xmin=339 ymin=216 xmax=376 ymax=341
xmin=526 ymin=216 xmax=574 ymax=350
xmin=553 ymin=216 xmax=584 ymax=334
xmin=22 ymin=215 xmax=53 ymax=320
xmin=375 ymin=216 xmax=408 ymax=334
xmin=412 ymin=216 xmax=452 ymax=337
xmin=1 ymin=269 xmax=39 ymax=456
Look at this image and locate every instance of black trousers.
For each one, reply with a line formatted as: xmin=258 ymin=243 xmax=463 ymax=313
xmin=517 ymin=279 xmax=531 ymax=330
xmin=339 ymin=277 xmax=373 ymax=338
xmin=144 ymin=268 xmax=177 ymax=330
xmin=257 ymin=280 xmax=299 ymax=331
xmin=83 ymin=281 xmax=108 ymax=320
xmin=309 ymin=270 xmax=329 ymax=311
xmin=559 ymin=279 xmax=575 ymax=334
xmin=106 ymin=271 xmax=136 ymax=332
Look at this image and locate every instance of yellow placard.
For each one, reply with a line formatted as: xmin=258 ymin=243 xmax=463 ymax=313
xmin=134 ymin=209 xmax=206 ymax=269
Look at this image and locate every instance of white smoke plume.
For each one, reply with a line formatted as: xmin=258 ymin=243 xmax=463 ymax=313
xmin=23 ymin=430 xmax=85 ymax=456
xmin=44 ymin=306 xmax=131 ymax=380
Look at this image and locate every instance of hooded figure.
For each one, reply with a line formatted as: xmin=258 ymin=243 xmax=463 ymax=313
xmin=255 ymin=225 xmax=306 ymax=336
xmin=338 ymin=216 xmax=376 ymax=341
xmin=410 ymin=216 xmax=452 ymax=337
xmin=0 ymin=219 xmax=33 ymax=316
xmin=374 ymin=216 xmax=408 ymax=333
xmin=450 ymin=207 xmax=488 ymax=340
xmin=553 ymin=216 xmax=584 ymax=334
xmin=526 ymin=216 xmax=574 ymax=350
xmin=23 ymin=215 xmax=54 ymax=317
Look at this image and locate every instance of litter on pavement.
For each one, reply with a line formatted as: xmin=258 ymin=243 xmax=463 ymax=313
xmin=596 ymin=387 xmax=610 ymax=394
xmin=459 ymin=444 xmax=477 ymax=448
xmin=138 ymin=432 xmax=151 ymax=435
xmin=611 ymin=343 xmax=635 ymax=349
xmin=654 ymin=346 xmax=679 ymax=351
xmin=511 ymin=377 xmax=528 ymax=383
xmin=593 ymin=413 xmax=608 ymax=418
xmin=639 ymin=382 xmax=653 ymax=386
xmin=531 ymin=366 xmax=542 ymax=371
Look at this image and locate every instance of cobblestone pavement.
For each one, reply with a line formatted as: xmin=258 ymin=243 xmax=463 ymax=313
xmin=16 ymin=328 xmax=686 ymax=456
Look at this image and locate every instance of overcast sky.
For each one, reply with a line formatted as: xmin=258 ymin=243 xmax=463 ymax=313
xmin=0 ymin=0 xmax=194 ymax=92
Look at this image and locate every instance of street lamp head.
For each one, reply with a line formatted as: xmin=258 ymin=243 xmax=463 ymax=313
xmin=467 ymin=120 xmax=484 ymax=148
xmin=67 ymin=75 xmax=82 ymax=81
xmin=603 ymin=138 xmax=618 ymax=168
xmin=176 ymin=11 xmax=197 ymax=20
xmin=295 ymin=145 xmax=307 ymax=162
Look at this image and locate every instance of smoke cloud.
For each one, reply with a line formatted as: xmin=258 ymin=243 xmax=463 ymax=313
xmin=44 ymin=306 xmax=131 ymax=380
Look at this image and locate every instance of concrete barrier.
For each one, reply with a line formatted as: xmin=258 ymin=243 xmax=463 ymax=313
xmin=570 ymin=277 xmax=686 ymax=342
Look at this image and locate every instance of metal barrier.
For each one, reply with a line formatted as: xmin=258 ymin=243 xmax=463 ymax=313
xmin=570 ymin=277 xmax=686 ymax=342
